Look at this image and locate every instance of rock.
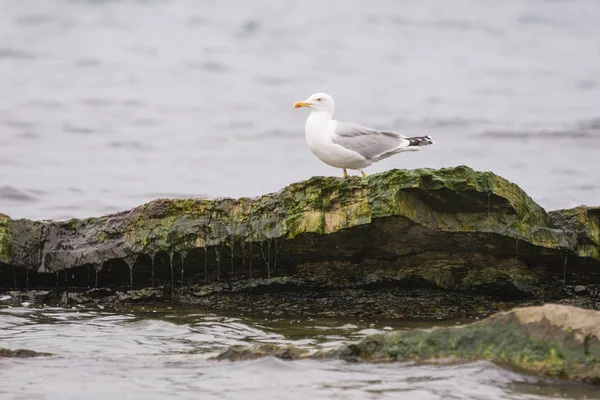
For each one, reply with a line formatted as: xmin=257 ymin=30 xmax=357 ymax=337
xmin=214 ymin=304 xmax=600 ymax=384
xmin=1 ymin=166 xmax=599 ymax=316
xmin=213 ymin=344 xmax=311 ymax=362
xmin=0 ymin=348 xmax=51 ymax=358
xmin=575 ymin=285 xmax=588 ymax=294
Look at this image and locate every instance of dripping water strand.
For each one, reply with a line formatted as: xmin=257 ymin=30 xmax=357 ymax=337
xmin=150 ymin=254 xmax=155 ymax=288
xmin=241 ymin=241 xmax=246 ymax=273
xmin=563 ymin=255 xmax=568 ymax=285
xmin=272 ymin=237 xmax=285 ymax=274
xmin=487 ymin=191 xmax=491 ymax=230
xmin=230 ymin=240 xmax=235 ymax=280
xmin=128 ymin=258 xmax=134 ymax=290
xmin=260 ymin=239 xmax=272 ymax=278
xmin=267 ymin=240 xmax=271 ymax=277
xmin=180 ymin=251 xmax=187 ymax=288
xmin=249 ymin=241 xmax=253 ymax=277
xmin=249 ymin=200 xmax=254 ymax=278
xmin=169 ymin=253 xmax=174 ymax=296
xmin=203 ymin=246 xmax=208 ymax=285
xmin=214 ymin=245 xmax=223 ymax=295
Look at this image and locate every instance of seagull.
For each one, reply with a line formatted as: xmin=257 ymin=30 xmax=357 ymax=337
xmin=294 ymin=93 xmax=434 ymax=178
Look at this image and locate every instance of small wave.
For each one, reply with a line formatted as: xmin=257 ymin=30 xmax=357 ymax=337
xmin=238 ymin=19 xmax=260 ymax=37
xmin=481 ymin=119 xmax=600 ymax=140
xmin=236 ymin=130 xmax=297 ymax=141
xmin=187 ymin=15 xmax=206 ymax=26
xmin=378 ymin=17 xmax=505 ymax=37
xmin=63 ymin=124 xmax=96 ymax=135
xmin=225 ymin=120 xmax=255 ymax=130
xmin=0 ymin=48 xmax=37 ymax=60
xmin=15 ymin=15 xmax=56 ymax=26
xmin=256 ymin=76 xmax=289 ymax=86
xmin=186 ymin=61 xmax=228 ymax=72
xmin=579 ymin=117 xmax=600 ymax=130
xmin=482 ymin=131 xmax=600 ymax=140
xmin=79 ymin=97 xmax=144 ymax=108
xmin=107 ymin=140 xmax=149 ymax=150
xmin=518 ymin=14 xmax=562 ymax=27
xmin=14 ymin=132 xmax=40 ymax=140
xmin=0 ymin=186 xmax=39 ymax=202
xmin=74 ymin=58 xmax=102 ymax=67
xmin=419 ymin=117 xmax=488 ymax=128
xmin=131 ymin=192 xmax=209 ymax=200
xmin=5 ymin=120 xmax=35 ymax=129
xmin=576 ymin=79 xmax=597 ymax=90
xmin=22 ymin=100 xmax=64 ymax=110
xmin=481 ymin=131 xmax=600 ymax=140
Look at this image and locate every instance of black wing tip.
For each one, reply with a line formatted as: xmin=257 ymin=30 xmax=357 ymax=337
xmin=408 ymin=135 xmax=435 ymax=146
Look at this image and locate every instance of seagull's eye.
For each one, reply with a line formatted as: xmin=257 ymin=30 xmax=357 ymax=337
xmin=316 ymin=98 xmax=322 ymax=102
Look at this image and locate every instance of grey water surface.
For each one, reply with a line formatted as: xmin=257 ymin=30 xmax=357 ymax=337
xmin=1 ymin=0 xmax=599 ymax=220
xmin=2 ymin=1 xmax=600 ymax=398
xmin=1 ymin=305 xmax=600 ymax=400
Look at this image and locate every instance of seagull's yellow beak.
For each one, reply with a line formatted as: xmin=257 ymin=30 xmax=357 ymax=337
xmin=294 ymin=101 xmax=311 ymax=108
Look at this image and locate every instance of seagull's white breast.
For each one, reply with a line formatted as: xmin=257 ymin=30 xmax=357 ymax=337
xmin=305 ymin=114 xmax=369 ymax=169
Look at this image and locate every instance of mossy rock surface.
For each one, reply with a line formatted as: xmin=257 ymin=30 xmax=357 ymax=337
xmin=214 ymin=304 xmax=600 ymax=384
xmin=1 ymin=166 xmax=599 ymax=313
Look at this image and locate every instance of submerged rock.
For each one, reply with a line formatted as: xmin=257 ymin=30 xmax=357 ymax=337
xmin=215 ymin=304 xmax=600 ymax=384
xmin=214 ymin=344 xmax=311 ymax=362
xmin=0 ymin=348 xmax=51 ymax=358
xmin=1 ymin=166 xmax=599 ymax=316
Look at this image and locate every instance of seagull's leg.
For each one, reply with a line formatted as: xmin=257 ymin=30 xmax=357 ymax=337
xmin=343 ymin=168 xmax=348 ymax=178
xmin=361 ymin=170 xmax=368 ymax=178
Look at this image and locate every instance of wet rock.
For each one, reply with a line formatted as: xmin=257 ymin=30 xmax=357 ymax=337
xmin=116 ymin=287 xmax=167 ymax=303
xmin=1 ymin=166 xmax=599 ymax=315
xmin=335 ymin=304 xmax=600 ymax=383
xmin=0 ymin=348 xmax=51 ymax=358
xmin=575 ymin=285 xmax=588 ymax=294
xmin=215 ymin=304 xmax=600 ymax=384
xmin=213 ymin=344 xmax=311 ymax=362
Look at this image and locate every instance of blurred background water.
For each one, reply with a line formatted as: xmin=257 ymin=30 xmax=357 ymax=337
xmin=1 ymin=0 xmax=599 ymax=220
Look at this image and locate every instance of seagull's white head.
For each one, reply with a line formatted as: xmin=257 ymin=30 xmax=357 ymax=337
xmin=294 ymin=93 xmax=335 ymax=115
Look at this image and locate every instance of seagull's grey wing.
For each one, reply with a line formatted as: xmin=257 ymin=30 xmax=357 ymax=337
xmin=331 ymin=122 xmax=410 ymax=160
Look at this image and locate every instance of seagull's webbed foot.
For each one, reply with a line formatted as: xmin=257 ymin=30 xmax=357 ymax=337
xmin=343 ymin=168 xmax=348 ymax=179
xmin=361 ymin=170 xmax=368 ymax=178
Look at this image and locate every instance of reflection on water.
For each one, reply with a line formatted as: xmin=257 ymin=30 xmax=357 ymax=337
xmin=1 ymin=305 xmax=599 ymax=400
xmin=1 ymin=0 xmax=599 ymax=220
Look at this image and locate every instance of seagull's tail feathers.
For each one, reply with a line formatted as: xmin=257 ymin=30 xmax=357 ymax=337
xmin=407 ymin=135 xmax=434 ymax=147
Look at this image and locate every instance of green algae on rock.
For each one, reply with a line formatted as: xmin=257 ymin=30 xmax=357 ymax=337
xmin=214 ymin=304 xmax=600 ymax=384
xmin=0 ymin=166 xmax=599 ymax=315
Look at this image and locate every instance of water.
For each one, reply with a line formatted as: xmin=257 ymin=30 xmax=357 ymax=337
xmin=1 ymin=0 xmax=599 ymax=220
xmin=1 ymin=305 xmax=599 ymax=400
